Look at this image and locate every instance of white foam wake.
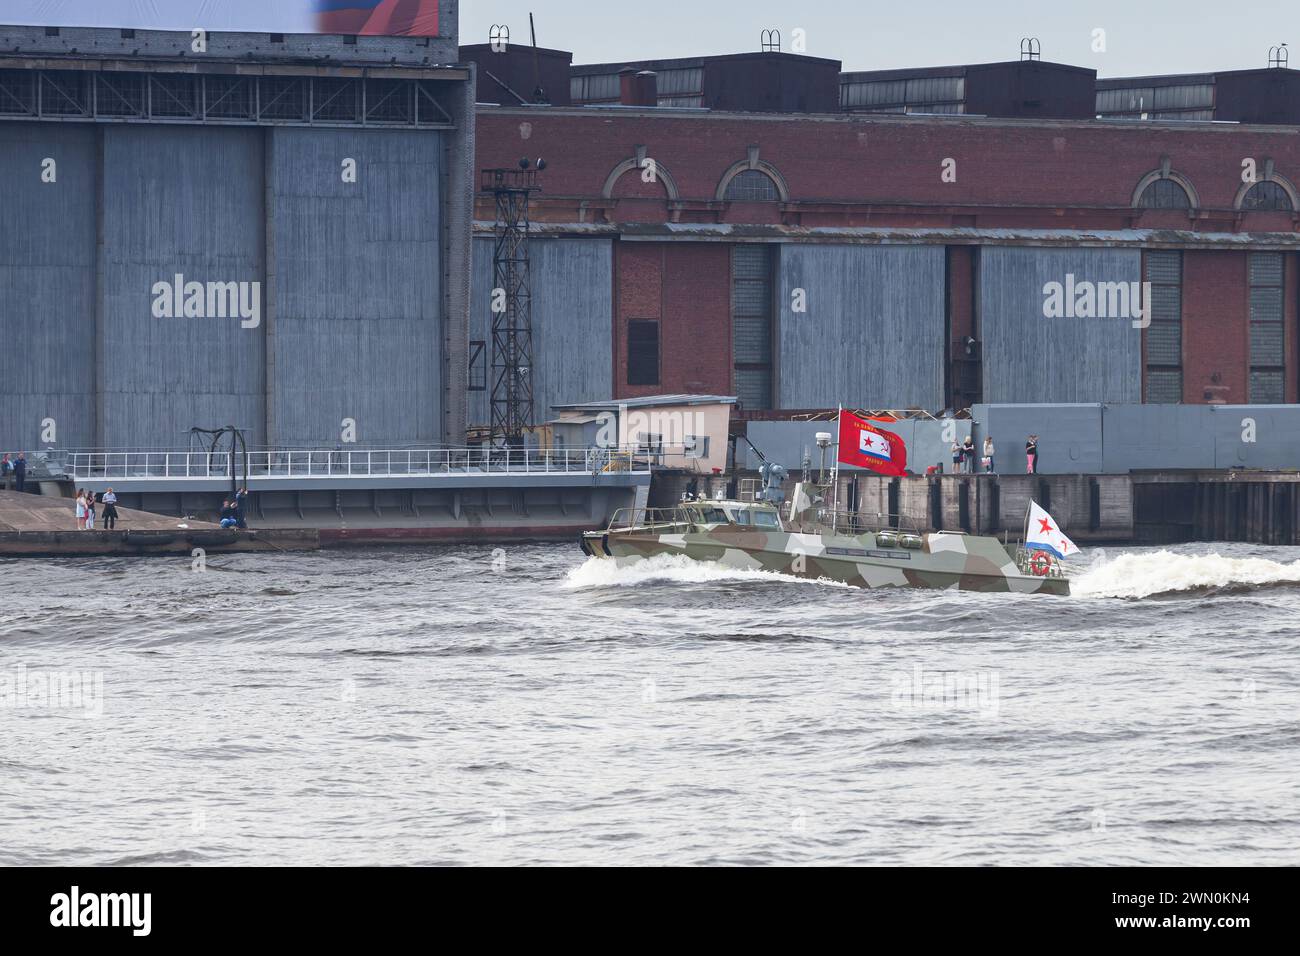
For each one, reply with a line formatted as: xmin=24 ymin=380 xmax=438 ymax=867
xmin=1071 ymin=550 xmax=1300 ymax=599
xmin=563 ymin=553 xmax=850 ymax=590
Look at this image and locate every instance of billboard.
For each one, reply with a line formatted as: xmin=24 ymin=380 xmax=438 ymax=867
xmin=2 ymin=1 xmax=441 ymax=37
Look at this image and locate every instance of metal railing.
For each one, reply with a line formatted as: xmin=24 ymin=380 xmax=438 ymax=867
xmin=606 ymin=506 xmax=697 ymax=533
xmin=815 ymin=509 xmax=923 ymax=535
xmin=61 ymin=446 xmax=651 ymax=481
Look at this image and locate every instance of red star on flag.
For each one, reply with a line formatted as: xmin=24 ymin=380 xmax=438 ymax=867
xmin=1038 ymin=517 xmax=1054 ymax=534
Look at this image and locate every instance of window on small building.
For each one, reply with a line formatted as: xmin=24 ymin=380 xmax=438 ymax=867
xmin=1249 ymin=252 xmax=1285 ymax=403
xmin=684 ymin=435 xmax=710 ymax=459
xmin=468 ymin=340 xmax=486 ymax=391
xmin=1242 ymin=181 xmax=1294 ymax=212
xmin=1137 ymin=178 xmax=1192 ymax=209
xmin=627 ymin=320 xmax=660 ymax=386
xmin=724 ymin=169 xmax=780 ymax=202
xmin=1144 ymin=250 xmax=1183 ymax=403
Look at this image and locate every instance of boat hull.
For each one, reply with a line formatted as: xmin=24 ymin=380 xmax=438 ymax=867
xmin=581 ymin=526 xmax=1069 ymax=596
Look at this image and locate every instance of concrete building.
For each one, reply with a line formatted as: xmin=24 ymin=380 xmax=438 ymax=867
xmin=468 ymin=42 xmax=1300 ymax=426
xmin=0 ymin=0 xmax=475 ymax=453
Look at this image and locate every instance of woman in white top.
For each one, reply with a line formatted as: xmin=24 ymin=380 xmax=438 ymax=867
xmin=75 ymin=490 xmax=86 ymax=530
xmin=983 ymin=437 xmax=995 ymax=473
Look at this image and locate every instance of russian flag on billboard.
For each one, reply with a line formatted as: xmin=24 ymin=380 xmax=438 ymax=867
xmin=2 ymin=1 xmax=439 ymax=37
xmin=316 ymin=0 xmax=440 ymax=37
xmin=837 ymin=410 xmax=908 ymax=477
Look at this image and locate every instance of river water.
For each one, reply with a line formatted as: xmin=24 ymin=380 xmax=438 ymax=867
xmin=2 ymin=542 xmax=1298 ymax=866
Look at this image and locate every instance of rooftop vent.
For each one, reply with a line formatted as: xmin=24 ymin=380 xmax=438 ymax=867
xmin=761 ymin=29 xmax=781 ymax=53
xmin=1268 ymin=43 xmax=1288 ymax=69
xmin=1020 ymin=37 xmax=1041 ymax=62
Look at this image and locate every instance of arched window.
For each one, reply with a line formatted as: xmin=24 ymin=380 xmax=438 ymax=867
xmin=723 ymin=168 xmax=780 ymax=202
xmin=1137 ymin=178 xmax=1192 ymax=209
xmin=1241 ymin=180 xmax=1295 ymax=211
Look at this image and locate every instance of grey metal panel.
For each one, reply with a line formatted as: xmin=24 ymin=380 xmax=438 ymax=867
xmin=971 ymin=404 xmax=1104 ymax=474
xmin=1097 ymin=404 xmax=1214 ymax=471
xmin=980 ymin=247 xmax=1143 ymax=404
xmin=469 ymin=236 xmax=613 ymax=428
xmin=1152 ymin=84 xmax=1215 ymax=110
xmin=776 ymin=244 xmax=945 ymax=410
xmin=1211 ymin=406 xmax=1300 ymax=468
xmin=270 ymin=127 xmax=442 ymax=446
xmin=0 ymin=121 xmax=97 ymax=450
xmin=100 ymin=125 xmax=266 ymax=447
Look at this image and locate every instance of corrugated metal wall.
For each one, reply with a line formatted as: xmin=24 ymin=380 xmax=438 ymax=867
xmin=469 ymin=236 xmax=613 ymax=426
xmin=0 ymin=122 xmax=97 ymax=449
xmin=776 ymin=244 xmax=945 ymax=409
xmin=980 ymin=247 xmax=1143 ymax=404
xmin=0 ymin=121 xmax=445 ymax=451
xmin=269 ymin=127 xmax=442 ymax=446
xmin=101 ymin=126 xmax=266 ymax=447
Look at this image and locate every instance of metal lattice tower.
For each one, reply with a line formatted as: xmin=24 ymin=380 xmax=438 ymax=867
xmin=482 ymin=166 xmax=540 ymax=448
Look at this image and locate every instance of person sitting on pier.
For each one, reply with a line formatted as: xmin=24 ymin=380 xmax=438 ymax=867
xmin=219 ymin=501 xmax=239 ymax=529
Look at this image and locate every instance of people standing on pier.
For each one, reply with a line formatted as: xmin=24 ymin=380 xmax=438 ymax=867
xmin=13 ymin=453 xmax=26 ymax=493
xmin=75 ymin=490 xmax=87 ymax=530
xmin=983 ymin=436 xmax=996 ymax=473
xmin=84 ymin=490 xmax=96 ymax=530
xmin=962 ymin=436 xmax=977 ymax=473
xmin=1 ymin=453 xmax=11 ymax=488
xmin=1026 ymin=434 xmax=1039 ymax=474
xmin=950 ymin=441 xmax=963 ymax=474
xmin=102 ymin=488 xmax=119 ymax=530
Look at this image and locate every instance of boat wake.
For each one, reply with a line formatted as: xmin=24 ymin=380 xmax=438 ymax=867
xmin=563 ymin=553 xmax=850 ymax=590
xmin=1072 ymin=550 xmax=1300 ymax=599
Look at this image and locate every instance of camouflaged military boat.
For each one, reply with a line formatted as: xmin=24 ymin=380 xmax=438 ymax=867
xmin=580 ymin=479 xmax=1070 ymax=596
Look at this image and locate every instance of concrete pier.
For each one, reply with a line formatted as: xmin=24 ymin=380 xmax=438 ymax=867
xmin=0 ymin=491 xmax=318 ymax=557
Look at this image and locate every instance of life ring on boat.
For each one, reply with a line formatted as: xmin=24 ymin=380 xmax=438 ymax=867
xmin=1028 ymin=550 xmax=1052 ymax=576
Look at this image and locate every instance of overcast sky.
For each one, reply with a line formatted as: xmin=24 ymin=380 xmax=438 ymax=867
xmin=461 ymin=0 xmax=1294 ymax=76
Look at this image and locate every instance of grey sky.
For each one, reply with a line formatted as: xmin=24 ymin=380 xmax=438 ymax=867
xmin=461 ymin=0 xmax=1294 ymax=77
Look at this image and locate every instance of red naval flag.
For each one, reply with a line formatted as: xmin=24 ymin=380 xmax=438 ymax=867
xmin=837 ymin=410 xmax=908 ymax=477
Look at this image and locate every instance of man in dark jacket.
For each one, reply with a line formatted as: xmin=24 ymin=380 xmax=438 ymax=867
xmin=13 ymin=453 xmax=26 ymax=493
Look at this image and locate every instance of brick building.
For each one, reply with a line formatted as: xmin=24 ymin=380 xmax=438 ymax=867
xmin=464 ymin=45 xmax=1300 ymax=426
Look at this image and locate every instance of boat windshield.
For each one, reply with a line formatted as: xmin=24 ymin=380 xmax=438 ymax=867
xmin=728 ymin=508 xmax=780 ymax=529
xmin=696 ymin=508 xmax=728 ymax=524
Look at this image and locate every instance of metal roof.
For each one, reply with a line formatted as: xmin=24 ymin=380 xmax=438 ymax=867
xmin=553 ymin=395 xmax=738 ymax=411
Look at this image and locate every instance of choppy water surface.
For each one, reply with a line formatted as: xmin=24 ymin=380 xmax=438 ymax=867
xmin=2 ymin=542 xmax=1298 ymax=866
